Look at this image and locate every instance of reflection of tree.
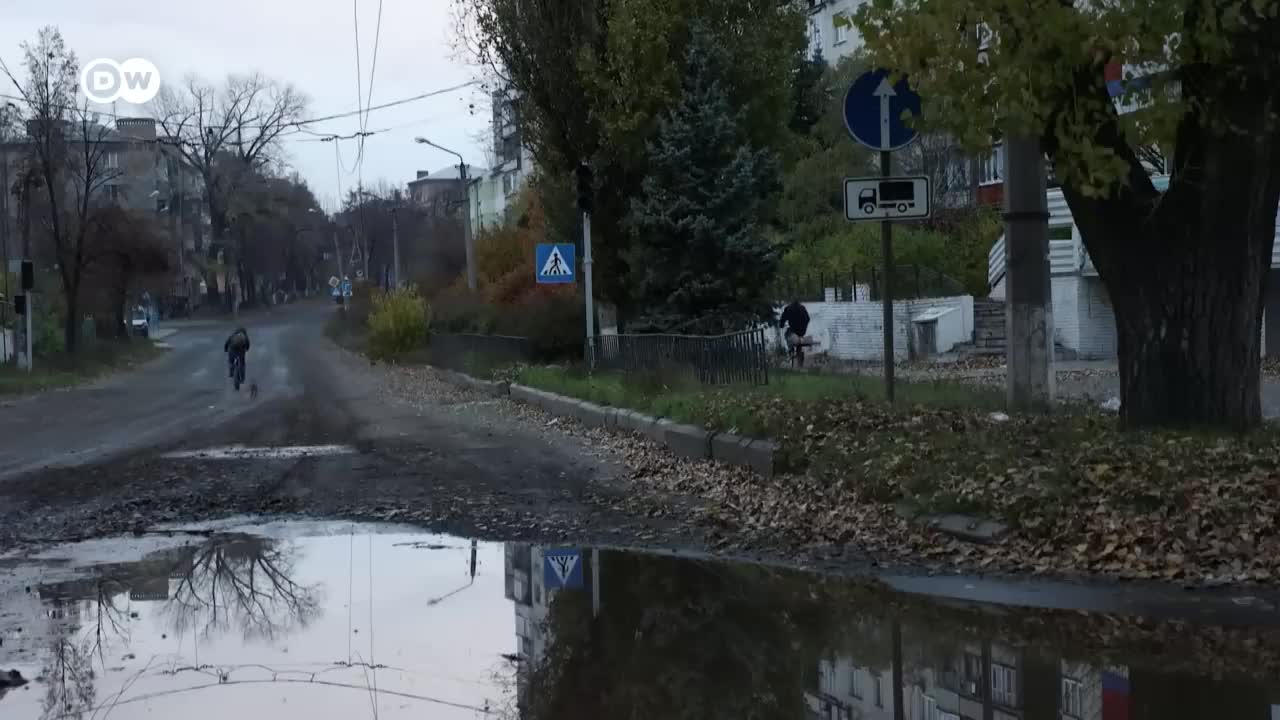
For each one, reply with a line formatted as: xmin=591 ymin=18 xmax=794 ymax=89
xmin=161 ymin=534 xmax=321 ymax=642
xmin=522 ymin=552 xmax=845 ymax=720
xmin=85 ymin=579 xmax=131 ymax=667
xmin=39 ymin=603 xmax=96 ymax=720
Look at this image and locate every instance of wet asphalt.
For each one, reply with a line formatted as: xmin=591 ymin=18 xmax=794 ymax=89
xmin=2 ymin=302 xmax=1280 ymax=627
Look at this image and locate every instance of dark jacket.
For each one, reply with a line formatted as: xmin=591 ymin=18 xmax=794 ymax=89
xmin=224 ymin=328 xmax=250 ymax=354
xmin=780 ymin=303 xmax=810 ymax=337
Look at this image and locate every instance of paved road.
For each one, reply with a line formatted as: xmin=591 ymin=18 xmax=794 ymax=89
xmin=0 ymin=310 xmax=303 ymax=481
xmin=0 ymin=301 xmax=651 ymax=551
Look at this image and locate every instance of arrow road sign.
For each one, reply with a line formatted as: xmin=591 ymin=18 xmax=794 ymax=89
xmin=535 ymin=243 xmax=576 ymax=284
xmin=543 ymin=548 xmax=584 ymax=589
xmin=844 ymin=69 xmax=922 ymax=152
xmin=844 ymin=176 xmax=931 ymax=221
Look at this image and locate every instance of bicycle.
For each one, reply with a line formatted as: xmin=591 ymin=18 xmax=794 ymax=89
xmin=230 ymin=353 xmax=245 ymax=391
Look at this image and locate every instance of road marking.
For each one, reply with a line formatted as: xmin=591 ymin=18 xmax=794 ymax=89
xmin=191 ymin=367 xmax=209 ymax=380
xmin=162 ymin=444 xmax=358 ymax=460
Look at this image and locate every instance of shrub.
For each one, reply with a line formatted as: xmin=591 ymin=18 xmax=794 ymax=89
xmin=368 ymin=286 xmax=430 ymax=361
xmin=431 ymin=281 xmax=496 ymax=334
xmin=348 ymin=281 xmax=378 ymax=328
xmin=494 ymin=285 xmax=584 ymax=360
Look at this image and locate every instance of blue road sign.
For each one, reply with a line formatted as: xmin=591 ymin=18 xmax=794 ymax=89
xmin=340 ymin=279 xmax=353 ymax=298
xmin=843 ymin=69 xmax=922 ymax=152
xmin=543 ymin=548 xmax=584 ymax=589
xmin=535 ymin=243 xmax=575 ymax=284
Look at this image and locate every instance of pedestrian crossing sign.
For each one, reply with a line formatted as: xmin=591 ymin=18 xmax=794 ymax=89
xmin=535 ymin=243 xmax=575 ymax=284
xmin=543 ymin=548 xmax=584 ymax=589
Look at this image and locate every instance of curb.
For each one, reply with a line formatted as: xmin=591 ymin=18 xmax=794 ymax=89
xmin=433 ymin=369 xmax=777 ymax=477
xmin=437 ymin=369 xmax=510 ymax=398
xmin=433 ymin=369 xmax=1016 ymax=542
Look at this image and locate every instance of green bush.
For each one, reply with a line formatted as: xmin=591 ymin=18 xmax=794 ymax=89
xmin=368 ymin=287 xmax=430 ymax=361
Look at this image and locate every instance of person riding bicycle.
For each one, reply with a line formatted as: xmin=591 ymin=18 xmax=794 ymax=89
xmin=780 ymin=299 xmax=810 ymax=368
xmin=224 ymin=327 xmax=250 ymax=381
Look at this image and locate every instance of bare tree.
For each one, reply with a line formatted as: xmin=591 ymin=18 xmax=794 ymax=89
xmin=153 ymin=73 xmax=307 ymax=307
xmin=897 ymin=132 xmax=976 ymax=209
xmin=0 ymin=26 xmax=125 ymax=353
xmin=161 ymin=534 xmax=320 ymax=643
xmin=39 ymin=603 xmax=97 ymax=720
xmin=85 ymin=207 xmax=171 ymax=336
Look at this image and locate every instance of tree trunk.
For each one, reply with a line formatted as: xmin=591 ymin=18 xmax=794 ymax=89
xmin=63 ymin=289 xmax=79 ymax=354
xmin=1057 ymin=57 xmax=1280 ymax=431
xmin=1113 ymin=242 xmax=1267 ymax=430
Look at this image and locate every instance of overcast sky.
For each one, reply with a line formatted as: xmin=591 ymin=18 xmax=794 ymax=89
xmin=0 ymin=0 xmax=492 ymax=211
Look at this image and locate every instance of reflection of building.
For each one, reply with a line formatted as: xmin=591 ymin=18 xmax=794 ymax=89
xmin=504 ymin=543 xmax=602 ymax=717
xmin=505 ymin=544 xmax=551 ymax=666
xmin=804 ymin=623 xmax=1141 ymax=720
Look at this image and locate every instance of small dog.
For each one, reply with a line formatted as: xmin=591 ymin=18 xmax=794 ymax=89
xmin=249 ymin=382 xmax=259 ymax=399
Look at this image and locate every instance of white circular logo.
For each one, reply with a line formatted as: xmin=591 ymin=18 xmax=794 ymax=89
xmin=80 ymin=58 xmax=161 ymax=105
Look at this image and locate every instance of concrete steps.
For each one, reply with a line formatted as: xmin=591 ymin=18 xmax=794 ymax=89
xmin=973 ymin=299 xmax=1006 ymax=354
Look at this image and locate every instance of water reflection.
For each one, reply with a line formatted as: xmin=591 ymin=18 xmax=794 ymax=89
xmin=2 ymin=527 xmax=508 ymax=718
xmin=504 ymin=543 xmax=1280 ymax=720
xmin=5 ymin=533 xmax=320 ymax=717
xmin=161 ymin=534 xmax=320 ymax=642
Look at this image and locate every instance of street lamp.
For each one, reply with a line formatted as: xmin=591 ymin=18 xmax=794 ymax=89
xmin=414 ymin=137 xmax=475 ymax=291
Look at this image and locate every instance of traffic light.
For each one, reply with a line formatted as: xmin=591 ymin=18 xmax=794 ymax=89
xmin=576 ymin=162 xmax=593 ymax=214
xmin=14 ymin=294 xmax=26 ymax=316
xmin=20 ymin=260 xmax=33 ymax=291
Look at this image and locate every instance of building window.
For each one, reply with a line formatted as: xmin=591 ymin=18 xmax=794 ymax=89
xmin=105 ymin=151 xmax=119 ymax=170
xmin=833 ymin=13 xmax=850 ymax=44
xmin=848 ymin=670 xmax=862 ymax=700
xmin=991 ymin=663 xmax=1017 ymax=707
xmin=808 ymin=19 xmax=822 ymax=54
xmin=1061 ymin=677 xmax=1084 ymax=719
xmin=872 ymin=672 xmax=883 ymax=707
xmin=978 ymin=143 xmax=1003 ymax=185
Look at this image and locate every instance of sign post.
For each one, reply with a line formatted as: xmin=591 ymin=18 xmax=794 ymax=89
xmin=843 ymin=69 xmax=923 ymax=402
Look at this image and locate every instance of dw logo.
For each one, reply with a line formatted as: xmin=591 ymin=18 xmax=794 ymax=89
xmin=80 ymin=58 xmax=161 ymax=105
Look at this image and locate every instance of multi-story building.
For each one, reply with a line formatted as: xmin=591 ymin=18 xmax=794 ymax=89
xmin=805 ymin=0 xmax=868 ymax=62
xmin=0 ymin=116 xmax=206 ymax=307
xmin=408 ymin=164 xmax=485 ymax=216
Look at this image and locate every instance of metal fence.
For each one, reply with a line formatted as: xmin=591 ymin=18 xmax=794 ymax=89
xmin=429 ymin=333 xmax=535 ymax=373
xmin=771 ymin=263 xmax=968 ymax=303
xmin=588 ymin=328 xmax=770 ymax=386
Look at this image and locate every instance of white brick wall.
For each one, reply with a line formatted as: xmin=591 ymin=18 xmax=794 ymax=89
xmin=1051 ymin=275 xmax=1080 ymax=351
xmin=783 ymin=295 xmax=974 ymax=361
xmin=1078 ymin=277 xmax=1118 ymax=359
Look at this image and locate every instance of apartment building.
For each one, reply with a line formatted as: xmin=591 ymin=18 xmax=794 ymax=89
xmin=0 ymin=116 xmax=206 ymax=305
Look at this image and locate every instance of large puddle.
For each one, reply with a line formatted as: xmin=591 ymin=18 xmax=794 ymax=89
xmin=2 ymin=520 xmax=1280 ymax=719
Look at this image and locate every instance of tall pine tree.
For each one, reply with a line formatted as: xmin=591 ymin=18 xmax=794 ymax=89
xmin=625 ymin=24 xmax=782 ymax=334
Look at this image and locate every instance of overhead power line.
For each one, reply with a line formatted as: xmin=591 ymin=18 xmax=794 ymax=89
xmin=0 ymin=81 xmax=478 ymax=132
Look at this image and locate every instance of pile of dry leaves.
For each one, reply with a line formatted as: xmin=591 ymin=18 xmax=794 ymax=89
xmin=634 ymin=392 xmax=1280 ymax=586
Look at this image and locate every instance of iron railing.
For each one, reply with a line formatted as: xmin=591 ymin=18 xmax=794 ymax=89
xmin=588 ymin=328 xmax=769 ymax=386
xmin=429 ymin=333 xmax=535 ymax=374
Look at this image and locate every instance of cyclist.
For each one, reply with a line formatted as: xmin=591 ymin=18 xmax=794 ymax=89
xmin=780 ymin=298 xmax=810 ymax=368
xmin=224 ymin=327 xmax=251 ymax=383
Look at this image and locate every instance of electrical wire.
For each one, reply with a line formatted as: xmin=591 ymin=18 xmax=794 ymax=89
xmin=0 ymin=81 xmax=477 ymax=132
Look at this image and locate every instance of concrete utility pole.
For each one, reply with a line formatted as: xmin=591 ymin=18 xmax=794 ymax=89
xmin=460 ymin=163 xmax=475 ymax=291
xmin=391 ymin=206 xmax=401 ymax=289
xmin=1002 ymin=134 xmax=1055 ymax=410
